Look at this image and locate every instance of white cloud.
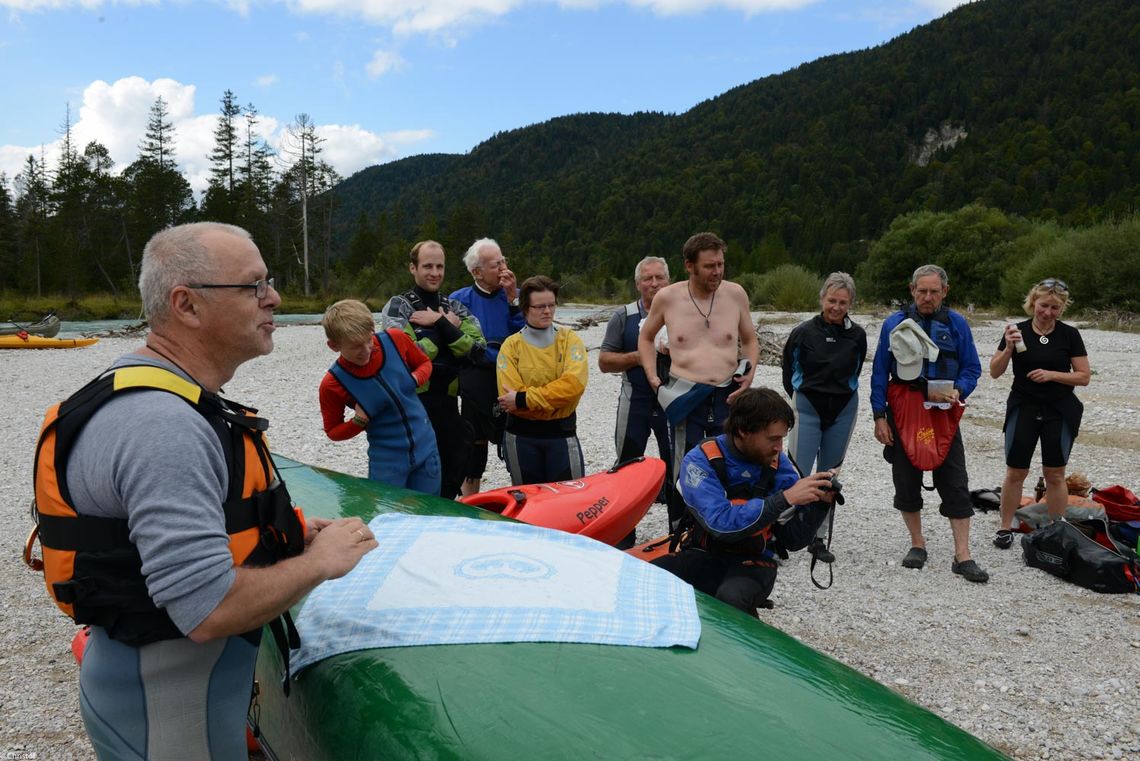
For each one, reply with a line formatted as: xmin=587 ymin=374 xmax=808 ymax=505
xmin=255 ymin=74 xmax=279 ymax=87
xmin=627 ymin=0 xmax=812 ymax=15
xmin=1 ymin=0 xmax=835 ymax=35
xmin=915 ymin=0 xmax=971 ymax=14
xmin=303 ymin=123 xmax=434 ymax=180
xmin=0 ymin=76 xmax=430 ymax=196
xmin=365 ymin=49 xmax=406 ymax=78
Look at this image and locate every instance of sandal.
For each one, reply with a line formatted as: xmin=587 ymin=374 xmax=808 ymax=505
xmin=901 ymin=546 xmax=927 ymax=569
xmin=993 ymin=529 xmax=1014 ymax=549
xmin=951 ymin=558 xmax=990 ymax=583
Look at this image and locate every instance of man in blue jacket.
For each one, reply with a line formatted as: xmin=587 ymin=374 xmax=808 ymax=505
xmin=450 ymin=238 xmax=525 ymax=494
xmin=653 ymin=387 xmax=839 ymax=616
xmin=869 ymin=264 xmax=988 ymax=583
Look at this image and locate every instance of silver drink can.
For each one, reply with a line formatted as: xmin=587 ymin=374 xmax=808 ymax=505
xmin=1011 ymin=324 xmax=1027 ymax=353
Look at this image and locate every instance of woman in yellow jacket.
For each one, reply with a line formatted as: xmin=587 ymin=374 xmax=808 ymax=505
xmin=496 ymin=275 xmax=589 ymax=484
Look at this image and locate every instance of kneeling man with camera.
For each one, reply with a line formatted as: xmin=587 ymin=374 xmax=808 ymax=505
xmin=654 ymin=387 xmax=840 ymax=616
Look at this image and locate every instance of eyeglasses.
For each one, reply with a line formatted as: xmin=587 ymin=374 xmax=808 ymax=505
xmin=187 ymin=277 xmax=275 ymax=299
xmin=528 ymin=303 xmax=556 ymax=312
xmin=1037 ymin=278 xmax=1068 ymax=293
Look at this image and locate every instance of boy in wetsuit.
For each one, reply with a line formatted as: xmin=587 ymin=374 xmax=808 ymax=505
xmin=319 ymin=299 xmax=442 ymax=493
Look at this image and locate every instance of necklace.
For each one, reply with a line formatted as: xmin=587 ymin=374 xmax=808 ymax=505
xmin=1032 ymin=320 xmax=1055 ymax=345
xmin=687 ymin=283 xmax=716 ymax=328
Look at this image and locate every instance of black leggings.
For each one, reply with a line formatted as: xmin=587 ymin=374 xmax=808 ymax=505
xmin=653 ymin=550 xmax=777 ymax=616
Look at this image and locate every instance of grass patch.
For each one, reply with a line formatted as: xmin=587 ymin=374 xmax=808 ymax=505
xmin=0 ymin=293 xmax=143 ymax=321
xmin=2 ymin=291 xmax=353 ymax=320
xmin=1073 ymin=309 xmax=1140 ymax=334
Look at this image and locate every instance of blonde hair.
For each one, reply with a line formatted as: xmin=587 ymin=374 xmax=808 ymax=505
xmin=1023 ymin=281 xmax=1071 ymax=316
xmin=321 ymin=299 xmax=375 ymax=344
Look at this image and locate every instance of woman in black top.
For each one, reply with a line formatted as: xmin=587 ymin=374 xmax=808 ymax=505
xmin=782 ymin=272 xmax=867 ymax=563
xmin=989 ymin=279 xmax=1091 ymax=548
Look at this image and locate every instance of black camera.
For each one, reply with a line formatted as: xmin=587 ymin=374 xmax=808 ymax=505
xmin=820 ymin=473 xmax=844 ymax=505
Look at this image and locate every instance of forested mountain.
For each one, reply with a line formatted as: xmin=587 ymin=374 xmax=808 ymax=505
xmin=332 ymin=0 xmax=1140 ymax=291
xmin=1 ymin=0 xmax=1136 ymax=306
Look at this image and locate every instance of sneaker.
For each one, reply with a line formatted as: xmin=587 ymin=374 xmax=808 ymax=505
xmin=901 ymin=546 xmax=927 ymax=569
xmin=951 ymin=558 xmax=990 ymax=583
xmin=808 ymin=538 xmax=835 ymax=564
xmin=993 ymin=529 xmax=1014 ymax=549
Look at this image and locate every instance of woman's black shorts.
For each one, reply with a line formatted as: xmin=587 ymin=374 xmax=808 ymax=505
xmin=1004 ymin=403 xmax=1074 ymax=469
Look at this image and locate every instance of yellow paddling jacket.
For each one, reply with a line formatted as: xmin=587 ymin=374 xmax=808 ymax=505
xmin=496 ymin=326 xmax=588 ymax=424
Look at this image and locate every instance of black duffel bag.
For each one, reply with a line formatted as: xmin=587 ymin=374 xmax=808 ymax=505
xmin=1021 ymin=518 xmax=1139 ymax=594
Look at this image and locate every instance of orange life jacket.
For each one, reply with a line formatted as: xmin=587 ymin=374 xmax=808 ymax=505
xmin=26 ymin=365 xmax=307 ymax=647
xmin=680 ymin=438 xmax=776 ymax=556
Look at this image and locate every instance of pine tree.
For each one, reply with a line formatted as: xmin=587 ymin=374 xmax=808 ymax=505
xmin=139 ymin=95 xmax=177 ymax=171
xmin=125 ymin=96 xmax=195 ymax=243
xmin=13 ymin=154 xmax=51 ymax=296
xmin=237 ymin=102 xmax=275 ymax=227
xmin=0 ymin=174 xmax=17 ymax=291
xmin=51 ymin=105 xmax=86 ymax=294
xmin=202 ymin=90 xmax=242 ymax=221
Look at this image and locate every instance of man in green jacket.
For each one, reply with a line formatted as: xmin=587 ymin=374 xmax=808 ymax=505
xmin=383 ymin=240 xmax=487 ymax=499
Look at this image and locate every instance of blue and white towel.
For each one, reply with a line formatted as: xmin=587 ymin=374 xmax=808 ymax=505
xmin=290 ymin=514 xmax=700 ymax=674
xmin=656 ymin=359 xmax=751 ymax=425
xmin=656 ymin=374 xmax=716 ymax=425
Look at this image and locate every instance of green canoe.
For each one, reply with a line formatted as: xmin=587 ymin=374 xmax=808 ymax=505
xmin=252 ymin=457 xmax=1008 ymax=760
xmin=1 ymin=313 xmax=60 ymax=338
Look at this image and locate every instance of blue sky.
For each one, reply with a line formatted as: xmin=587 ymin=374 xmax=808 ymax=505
xmin=1 ymin=0 xmax=963 ymax=196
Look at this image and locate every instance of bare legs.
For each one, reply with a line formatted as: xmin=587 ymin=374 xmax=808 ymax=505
xmin=1043 ymin=465 xmax=1067 ymax=519
xmin=999 ymin=466 xmax=1030 ymax=531
xmin=901 ymin=511 xmax=974 ymax=562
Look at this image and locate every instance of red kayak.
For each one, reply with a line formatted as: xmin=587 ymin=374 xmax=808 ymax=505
xmin=460 ymin=457 xmax=665 ymax=546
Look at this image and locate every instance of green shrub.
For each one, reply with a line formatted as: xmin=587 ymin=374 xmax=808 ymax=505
xmin=735 ymin=272 xmax=765 ymax=308
xmin=858 ymin=204 xmax=1040 ymax=306
xmin=1006 ymin=214 xmax=1140 ymax=313
xmin=755 ymin=265 xmax=820 ymax=311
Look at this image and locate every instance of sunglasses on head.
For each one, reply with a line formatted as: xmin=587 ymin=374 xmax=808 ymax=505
xmin=1037 ymin=278 xmax=1068 ymax=293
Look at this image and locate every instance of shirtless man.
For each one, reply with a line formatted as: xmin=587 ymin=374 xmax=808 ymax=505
xmin=638 ymin=232 xmax=758 ymax=526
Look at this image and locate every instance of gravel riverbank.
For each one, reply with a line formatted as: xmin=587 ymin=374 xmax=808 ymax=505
xmin=2 ymin=312 xmax=1137 ymax=759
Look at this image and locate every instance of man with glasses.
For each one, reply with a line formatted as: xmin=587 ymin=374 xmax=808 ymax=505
xmin=449 ymin=238 xmax=525 ymax=494
xmin=870 ymin=264 xmax=988 ymax=583
xmin=32 ymin=223 xmax=375 ymax=758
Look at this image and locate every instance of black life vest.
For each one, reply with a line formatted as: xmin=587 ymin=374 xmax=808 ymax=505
xmin=398 ymin=288 xmax=482 ymax=390
xmin=680 ymin=438 xmax=778 ymax=557
xmin=28 ymin=365 xmax=307 ymax=648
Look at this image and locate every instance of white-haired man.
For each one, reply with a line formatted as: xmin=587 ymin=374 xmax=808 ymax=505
xmin=449 ymin=238 xmax=525 ymax=494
